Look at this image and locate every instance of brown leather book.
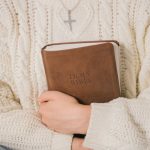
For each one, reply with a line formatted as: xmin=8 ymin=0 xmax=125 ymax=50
xmin=41 ymin=40 xmax=120 ymax=105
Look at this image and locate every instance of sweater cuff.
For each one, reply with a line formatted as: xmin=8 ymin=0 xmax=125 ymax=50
xmin=83 ymin=102 xmax=118 ymax=149
xmin=52 ymin=132 xmax=73 ymax=150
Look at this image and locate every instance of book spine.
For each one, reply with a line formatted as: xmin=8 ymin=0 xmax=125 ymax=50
xmin=41 ymin=50 xmax=53 ymax=90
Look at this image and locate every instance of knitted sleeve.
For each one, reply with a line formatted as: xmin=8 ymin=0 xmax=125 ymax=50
xmin=83 ymin=3 xmax=150 ymax=150
xmin=0 ymin=82 xmax=73 ymax=150
xmin=0 ymin=2 xmax=73 ymax=150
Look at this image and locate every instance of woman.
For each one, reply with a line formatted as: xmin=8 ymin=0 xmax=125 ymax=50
xmin=0 ymin=0 xmax=150 ymax=149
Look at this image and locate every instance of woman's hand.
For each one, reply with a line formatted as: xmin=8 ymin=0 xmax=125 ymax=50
xmin=38 ymin=91 xmax=91 ymax=134
xmin=72 ymin=138 xmax=92 ymax=150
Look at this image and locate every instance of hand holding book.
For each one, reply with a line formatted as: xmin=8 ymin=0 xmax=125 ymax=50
xmin=39 ymin=40 xmax=120 ymax=134
xmin=39 ymin=40 xmax=120 ymax=148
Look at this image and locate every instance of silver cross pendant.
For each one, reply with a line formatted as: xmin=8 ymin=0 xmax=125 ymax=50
xmin=64 ymin=10 xmax=76 ymax=31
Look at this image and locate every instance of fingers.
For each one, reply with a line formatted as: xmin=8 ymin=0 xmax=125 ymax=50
xmin=38 ymin=91 xmax=54 ymax=103
xmin=38 ymin=90 xmax=65 ymax=103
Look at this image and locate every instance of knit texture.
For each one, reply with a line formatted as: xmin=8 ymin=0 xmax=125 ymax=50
xmin=0 ymin=0 xmax=150 ymax=149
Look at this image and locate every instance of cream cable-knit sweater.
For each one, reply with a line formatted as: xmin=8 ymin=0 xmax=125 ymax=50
xmin=0 ymin=0 xmax=150 ymax=149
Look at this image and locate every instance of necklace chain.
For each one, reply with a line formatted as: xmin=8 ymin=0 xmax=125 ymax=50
xmin=60 ymin=0 xmax=81 ymax=11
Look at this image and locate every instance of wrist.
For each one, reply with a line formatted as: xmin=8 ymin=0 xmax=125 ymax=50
xmin=72 ymin=137 xmax=92 ymax=150
xmin=72 ymin=138 xmax=83 ymax=150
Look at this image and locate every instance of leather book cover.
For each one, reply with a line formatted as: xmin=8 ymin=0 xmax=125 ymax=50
xmin=41 ymin=40 xmax=120 ymax=105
